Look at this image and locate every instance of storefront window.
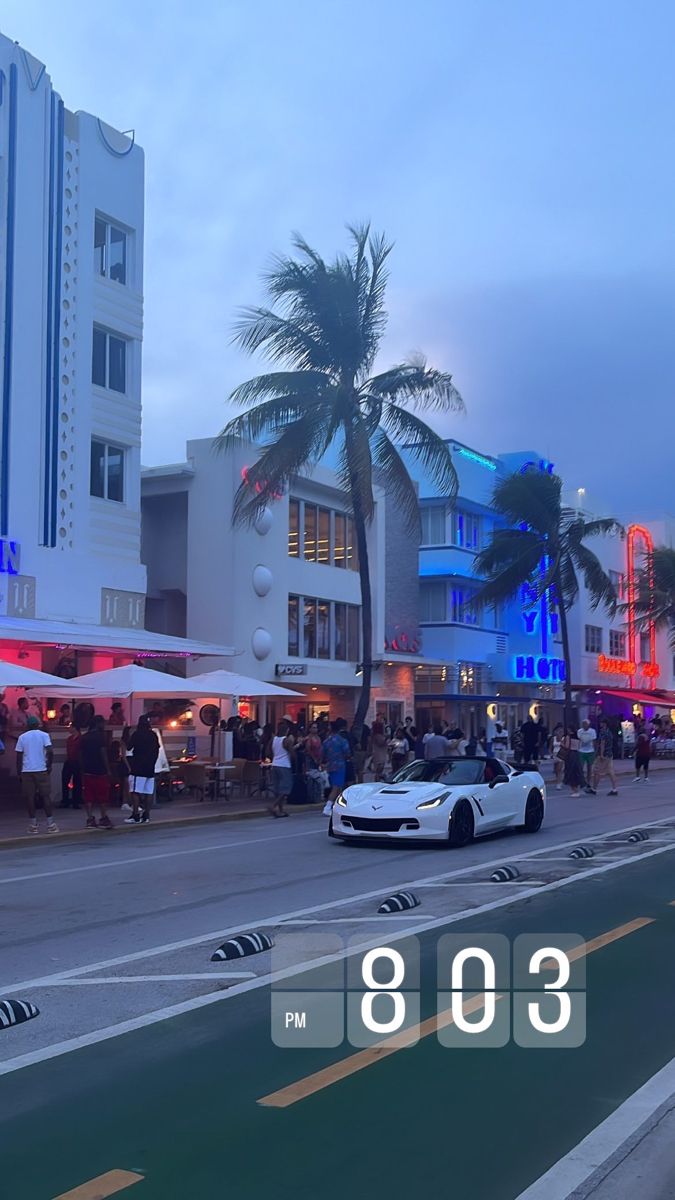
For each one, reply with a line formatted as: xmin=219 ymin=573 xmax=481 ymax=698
xmin=288 ymin=499 xmax=300 ymax=557
xmin=303 ymin=597 xmax=317 ymax=657
xmin=288 ymin=595 xmax=299 ymax=656
xmin=317 ymin=600 xmax=331 ymax=658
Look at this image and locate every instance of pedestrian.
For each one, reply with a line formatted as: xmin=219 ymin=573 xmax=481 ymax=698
xmin=124 ymin=714 xmax=160 ymax=823
xmin=322 ymin=720 xmax=351 ymax=805
xmin=577 ymin=719 xmax=597 ymax=793
xmin=388 ymin=726 xmax=409 ymax=774
xmin=512 ymin=725 xmax=524 ymax=765
xmin=536 ymin=716 xmax=549 ymax=759
xmin=16 ymin=715 xmax=58 ymax=834
xmin=61 ymin=725 xmax=82 ymax=809
xmin=447 ymin=727 xmax=468 ymax=756
xmin=634 ymin=724 xmax=652 ymax=782
xmin=521 ymin=716 xmax=539 ymax=765
xmin=57 ymin=703 xmax=71 ymax=727
xmin=561 ymin=728 xmax=585 ymax=798
xmin=80 ymin=715 xmax=114 ymax=829
xmin=423 ymin=723 xmax=451 ymax=760
xmin=550 ymin=723 xmax=565 ymax=790
xmin=592 ymin=719 xmax=619 ymax=796
xmin=109 ymin=701 xmax=126 ymax=727
xmin=269 ymin=719 xmax=295 ymax=817
xmin=369 ymin=719 xmax=388 ymax=780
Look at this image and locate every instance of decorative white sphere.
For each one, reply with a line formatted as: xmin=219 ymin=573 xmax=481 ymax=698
xmin=251 ymin=627 xmax=273 ymax=660
xmin=252 ymin=565 xmax=273 ymax=597
xmin=254 ymin=507 xmax=273 ymax=535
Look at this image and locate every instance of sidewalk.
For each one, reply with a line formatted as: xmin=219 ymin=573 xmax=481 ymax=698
xmin=0 ymin=757 xmax=671 ymax=848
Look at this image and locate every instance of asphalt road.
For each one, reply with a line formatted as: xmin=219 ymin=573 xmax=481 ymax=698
xmin=1 ymin=775 xmax=675 ymax=1199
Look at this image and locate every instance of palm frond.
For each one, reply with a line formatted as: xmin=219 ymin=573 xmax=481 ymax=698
xmin=490 ymin=471 xmax=562 ymax=538
xmin=557 ymin=553 xmax=580 ymax=611
xmin=232 ymin=307 xmax=332 ymax=371
xmin=227 ymin=370 xmax=332 ymax=408
xmin=360 ymin=230 xmax=392 ymax=373
xmin=371 ymin=428 xmax=421 ymax=535
xmin=216 ymin=395 xmax=327 ymax=451
xmin=377 ymin=401 xmax=458 ymax=501
xmin=366 ymin=357 xmax=464 ymax=413
xmin=232 ymin=408 xmax=332 ymax=525
xmin=567 ymin=543 xmax=616 ymax=613
xmin=474 ymin=529 xmax=544 ymax=600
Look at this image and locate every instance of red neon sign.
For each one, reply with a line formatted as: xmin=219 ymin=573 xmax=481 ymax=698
xmin=626 ymin=524 xmax=659 ymax=686
xmin=240 ymin=466 xmax=283 ymax=501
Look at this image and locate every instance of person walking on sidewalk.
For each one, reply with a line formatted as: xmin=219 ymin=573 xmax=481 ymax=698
xmin=124 ymin=714 xmax=159 ymax=824
xmin=634 ymin=724 xmax=652 ymax=782
xmin=577 ymin=720 xmax=597 ymax=793
xmin=591 ymin=719 xmax=618 ymax=796
xmin=270 ymin=719 xmax=295 ymax=817
xmin=61 ymin=727 xmax=82 ymax=809
xmin=561 ymin=728 xmax=585 ymax=798
xmin=80 ymin=715 xmax=114 ymax=829
xmin=16 ymin=715 xmax=58 ymax=834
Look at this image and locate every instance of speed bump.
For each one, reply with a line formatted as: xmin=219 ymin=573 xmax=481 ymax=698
xmin=490 ymin=865 xmax=520 ymax=882
xmin=0 ymin=999 xmax=39 ymax=1029
xmin=378 ymin=891 xmax=420 ymax=913
xmin=628 ymin=830 xmax=650 ymax=843
xmin=569 ymin=845 xmax=595 ymax=859
xmin=211 ymin=931 xmax=274 ymax=961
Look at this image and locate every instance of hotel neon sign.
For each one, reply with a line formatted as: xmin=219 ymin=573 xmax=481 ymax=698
xmin=626 ymin=524 xmax=659 ymax=685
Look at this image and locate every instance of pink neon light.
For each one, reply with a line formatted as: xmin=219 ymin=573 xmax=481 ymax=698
xmin=626 ymin=524 xmax=658 ymax=687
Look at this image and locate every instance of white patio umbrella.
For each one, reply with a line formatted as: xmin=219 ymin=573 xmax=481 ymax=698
xmin=56 ymin=664 xmax=201 ymax=699
xmin=0 ymin=660 xmax=96 ymax=690
xmin=184 ymin=669 xmax=304 ymax=700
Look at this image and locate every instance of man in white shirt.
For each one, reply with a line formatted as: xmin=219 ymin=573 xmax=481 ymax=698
xmin=16 ymin=715 xmax=58 ymax=835
xmin=577 ymin=720 xmax=597 ymax=794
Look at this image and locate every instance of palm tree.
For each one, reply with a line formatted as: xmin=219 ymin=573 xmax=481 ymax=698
xmin=218 ymin=224 xmax=464 ymax=734
xmin=633 ymin=546 xmax=675 ymax=649
xmin=474 ymin=470 xmax=621 ymax=727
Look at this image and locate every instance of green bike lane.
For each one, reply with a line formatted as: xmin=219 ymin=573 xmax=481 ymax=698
xmin=4 ymin=850 xmax=675 ymax=1200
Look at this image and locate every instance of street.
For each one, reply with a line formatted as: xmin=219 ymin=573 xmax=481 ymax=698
xmin=1 ymin=774 xmax=675 ymax=1198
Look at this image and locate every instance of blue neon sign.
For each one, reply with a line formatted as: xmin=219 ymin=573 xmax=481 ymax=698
xmin=457 ymin=447 xmax=497 ymax=471
xmin=0 ymin=538 xmax=19 ymax=575
xmin=514 ymin=655 xmax=566 ymax=683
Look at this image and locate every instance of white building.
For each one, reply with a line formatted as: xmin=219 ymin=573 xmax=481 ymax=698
xmin=0 ymin=34 xmax=229 ymax=680
xmin=142 ymin=437 xmax=423 ymax=727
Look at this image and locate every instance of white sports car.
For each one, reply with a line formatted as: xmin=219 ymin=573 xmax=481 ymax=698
xmin=329 ymin=756 xmax=546 ymax=846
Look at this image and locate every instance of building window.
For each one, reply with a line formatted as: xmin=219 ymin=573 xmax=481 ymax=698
xmin=452 ymin=509 xmax=482 ymax=550
xmin=450 ymin=586 xmax=481 ymax=625
xmin=458 ymin=662 xmax=483 ymax=694
xmin=347 ymin=604 xmax=360 ymax=661
xmin=346 ymin=517 xmax=358 ymax=570
xmin=609 ymin=630 xmax=626 ymax=658
xmin=303 ymin=597 xmax=317 ymax=657
xmin=288 ymin=595 xmax=299 ymax=656
xmin=334 ymin=512 xmax=346 ymax=568
xmin=609 ymin=570 xmax=625 ymax=600
xmin=92 ymin=327 xmax=126 ymax=393
xmin=640 ymin=632 xmax=651 ymax=662
xmin=317 ymin=508 xmax=331 ymax=565
xmin=288 ymin=499 xmax=299 ymax=558
xmin=585 ymin=625 xmax=602 ymax=654
xmin=420 ymin=505 xmax=446 ymax=545
xmin=317 ymin=600 xmax=331 ymax=659
xmin=420 ymin=580 xmax=447 ymax=622
xmin=90 ymin=440 xmax=125 ymax=502
xmin=303 ymin=504 xmax=317 ymax=562
xmin=94 ymin=216 xmax=127 ymax=285
xmin=334 ymin=602 xmax=347 ymax=660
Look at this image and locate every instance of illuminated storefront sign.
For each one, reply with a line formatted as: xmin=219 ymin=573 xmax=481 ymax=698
xmin=597 ymin=654 xmax=660 ymax=679
xmin=457 ymin=447 xmax=497 ymax=471
xmin=513 ymin=655 xmax=566 ymax=683
xmin=0 ymin=538 xmax=19 ymax=574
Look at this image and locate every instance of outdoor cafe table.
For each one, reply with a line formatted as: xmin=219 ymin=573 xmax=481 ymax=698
xmin=169 ymin=760 xmax=238 ymax=800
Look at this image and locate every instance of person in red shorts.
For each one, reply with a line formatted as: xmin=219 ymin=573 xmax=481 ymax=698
xmin=79 ymin=714 xmax=114 ymax=829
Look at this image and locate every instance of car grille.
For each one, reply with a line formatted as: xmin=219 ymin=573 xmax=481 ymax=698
xmin=341 ymin=816 xmax=420 ymax=832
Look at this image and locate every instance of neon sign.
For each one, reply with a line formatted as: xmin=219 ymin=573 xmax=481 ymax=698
xmin=0 ymin=538 xmax=19 ymax=575
xmin=626 ymin=524 xmax=659 ymax=685
xmin=519 ymin=459 xmax=555 ymax=476
xmin=513 ymin=655 xmax=566 ymax=683
xmin=240 ymin=466 xmax=283 ymax=501
xmin=597 ymin=655 xmax=659 ymax=680
xmin=457 ymin=447 xmax=497 ymax=471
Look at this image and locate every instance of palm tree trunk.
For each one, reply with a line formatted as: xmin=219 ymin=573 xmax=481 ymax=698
xmin=351 ymin=504 xmax=373 ymax=741
xmin=556 ymin=574 xmax=573 ymax=731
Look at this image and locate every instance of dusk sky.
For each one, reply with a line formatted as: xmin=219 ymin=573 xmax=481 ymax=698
xmin=6 ymin=1 xmax=675 ymax=515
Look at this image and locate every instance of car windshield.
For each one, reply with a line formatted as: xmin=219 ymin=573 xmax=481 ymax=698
xmin=392 ymin=758 xmax=487 ymax=786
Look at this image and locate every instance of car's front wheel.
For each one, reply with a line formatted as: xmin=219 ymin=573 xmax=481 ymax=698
xmin=521 ymin=789 xmax=544 ymax=833
xmin=448 ymin=798 xmax=475 ymax=847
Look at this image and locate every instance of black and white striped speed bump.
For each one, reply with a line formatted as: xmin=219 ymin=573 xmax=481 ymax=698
xmin=569 ymin=845 xmax=595 ymax=859
xmin=0 ymin=999 xmax=39 ymax=1029
xmin=211 ymin=932 xmax=274 ymax=962
xmin=378 ymin=892 xmax=420 ymax=914
xmin=628 ymin=830 xmax=649 ymax=843
xmin=490 ymin=865 xmax=520 ymax=882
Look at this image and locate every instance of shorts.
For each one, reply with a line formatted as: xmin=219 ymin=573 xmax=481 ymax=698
xmin=328 ymin=767 xmax=346 ymax=789
xmin=580 ymin=752 xmax=595 ymax=766
xmin=21 ymin=771 xmax=50 ymax=803
xmin=272 ymin=766 xmax=293 ymax=798
xmin=83 ymin=774 xmax=110 ymax=807
xmin=594 ymin=756 xmax=613 ymax=777
xmin=129 ymin=775 xmax=154 ymax=796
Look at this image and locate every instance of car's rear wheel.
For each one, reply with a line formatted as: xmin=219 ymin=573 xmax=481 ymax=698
xmin=448 ymin=798 xmax=474 ymax=847
xmin=521 ymin=789 xmax=544 ymax=833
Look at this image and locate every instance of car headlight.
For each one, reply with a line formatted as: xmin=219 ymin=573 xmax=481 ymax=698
xmin=335 ymin=792 xmax=347 ymax=807
xmin=416 ymin=791 xmax=451 ymax=810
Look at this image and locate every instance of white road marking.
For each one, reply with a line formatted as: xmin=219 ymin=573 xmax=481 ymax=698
xmin=515 ymin=1052 xmax=675 ymax=1199
xmin=41 ymin=973 xmax=256 ymax=984
xmin=4 ymin=814 xmax=669 ymax=997
xmin=0 ymin=828 xmax=673 ymax=1077
xmin=412 ymin=880 xmax=547 ymax=887
xmin=0 ymin=827 xmax=322 ymax=885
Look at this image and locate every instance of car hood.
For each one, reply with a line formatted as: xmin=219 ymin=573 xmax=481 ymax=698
xmin=341 ymin=782 xmax=455 ymax=812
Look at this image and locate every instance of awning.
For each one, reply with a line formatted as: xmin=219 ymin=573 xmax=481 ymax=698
xmin=0 ymin=616 xmax=234 ymax=659
xmin=594 ymin=688 xmax=675 ymax=708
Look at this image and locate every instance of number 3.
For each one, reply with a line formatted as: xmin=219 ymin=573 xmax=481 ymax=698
xmin=527 ymin=947 xmax=571 ymax=1034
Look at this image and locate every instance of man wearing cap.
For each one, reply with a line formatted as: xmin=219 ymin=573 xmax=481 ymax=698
xmin=16 ymin=715 xmax=58 ymax=835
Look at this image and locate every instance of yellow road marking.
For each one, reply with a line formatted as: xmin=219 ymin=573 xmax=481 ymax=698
xmin=258 ymin=918 xmax=654 ymax=1109
xmin=52 ymin=1169 xmax=144 ymax=1200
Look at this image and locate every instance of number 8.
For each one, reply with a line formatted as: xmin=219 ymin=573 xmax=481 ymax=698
xmin=361 ymin=948 xmax=406 ymax=1035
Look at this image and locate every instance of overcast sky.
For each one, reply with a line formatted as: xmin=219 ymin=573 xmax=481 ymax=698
xmin=5 ymin=1 xmax=675 ymax=515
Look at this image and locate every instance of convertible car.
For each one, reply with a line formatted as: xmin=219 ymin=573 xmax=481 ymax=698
xmin=328 ymin=756 xmax=546 ymax=846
